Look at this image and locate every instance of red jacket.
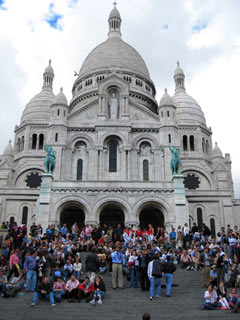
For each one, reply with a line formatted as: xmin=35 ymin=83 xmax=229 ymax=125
xmin=79 ymin=281 xmax=94 ymax=293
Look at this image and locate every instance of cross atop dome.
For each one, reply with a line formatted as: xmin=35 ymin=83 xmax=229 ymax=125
xmin=113 ymin=1 xmax=117 ymax=7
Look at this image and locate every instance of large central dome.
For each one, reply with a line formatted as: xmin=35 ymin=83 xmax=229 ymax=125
xmin=78 ymin=4 xmax=151 ymax=81
xmin=79 ymin=36 xmax=150 ymax=80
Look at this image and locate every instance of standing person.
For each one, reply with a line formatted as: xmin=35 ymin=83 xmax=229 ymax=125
xmin=183 ymin=223 xmax=189 ymax=249
xmin=199 ymin=247 xmax=211 ymax=288
xmin=85 ymin=247 xmax=100 ymax=282
xmin=111 ymin=246 xmax=124 ymax=289
xmin=128 ymin=250 xmax=139 ymax=289
xmin=31 ymin=276 xmax=55 ymax=306
xmin=147 ymin=254 xmax=163 ymax=300
xmin=114 ymin=224 xmax=122 ymax=242
xmin=169 ymin=228 xmax=177 ymax=250
xmin=7 ymin=249 xmax=20 ymax=281
xmin=163 ymin=255 xmax=176 ymax=297
xmin=138 ymin=249 xmax=150 ymax=291
xmin=216 ymin=251 xmax=225 ymax=285
xmin=24 ymin=251 xmax=37 ymax=292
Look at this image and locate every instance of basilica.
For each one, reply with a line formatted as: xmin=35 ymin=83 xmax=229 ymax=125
xmin=0 ymin=5 xmax=239 ymax=233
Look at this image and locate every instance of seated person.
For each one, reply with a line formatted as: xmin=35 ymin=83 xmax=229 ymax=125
xmin=52 ymin=265 xmax=62 ymax=282
xmin=78 ymin=276 xmax=94 ymax=303
xmin=0 ymin=269 xmax=7 ymax=296
xmin=73 ymin=257 xmax=82 ymax=280
xmin=180 ymin=251 xmax=191 ymax=269
xmin=5 ymin=272 xmax=24 ymax=297
xmin=209 ymin=265 xmax=218 ymax=287
xmin=31 ymin=276 xmax=55 ymax=306
xmin=229 ymin=288 xmax=240 ymax=312
xmin=202 ymin=285 xmax=221 ymax=310
xmin=99 ymin=256 xmax=107 ymax=274
xmin=65 ymin=274 xmax=79 ymax=302
xmin=53 ymin=277 xmax=65 ymax=302
xmin=90 ymin=276 xmax=106 ymax=305
xmin=63 ymin=259 xmax=73 ymax=280
xmin=216 ymin=281 xmax=229 ymax=309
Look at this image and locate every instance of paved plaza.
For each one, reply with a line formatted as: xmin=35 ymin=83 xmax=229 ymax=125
xmin=0 ymin=262 xmax=239 ymax=320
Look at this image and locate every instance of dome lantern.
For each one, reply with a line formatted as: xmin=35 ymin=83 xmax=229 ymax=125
xmin=174 ymin=61 xmax=185 ymax=92
xmin=108 ymin=2 xmax=122 ymax=39
xmin=43 ymin=59 xmax=54 ymax=91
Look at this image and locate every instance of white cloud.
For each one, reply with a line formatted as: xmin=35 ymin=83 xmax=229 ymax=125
xmin=0 ymin=0 xmax=240 ymax=197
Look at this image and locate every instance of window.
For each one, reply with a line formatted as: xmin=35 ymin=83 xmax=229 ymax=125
xmin=167 ymin=110 xmax=170 ymax=117
xmin=143 ymin=159 xmax=149 ymax=181
xmin=39 ymin=134 xmax=44 ymax=150
xmin=190 ymin=135 xmax=195 ymax=151
xmin=20 ymin=136 xmax=24 ymax=151
xmin=77 ymin=159 xmax=83 ymax=180
xmin=161 ymin=112 xmax=163 ymax=117
xmin=210 ymin=218 xmax=216 ymax=238
xmin=57 ymin=109 xmax=60 ymax=116
xmin=17 ymin=138 xmax=21 ymax=152
xmin=202 ymin=138 xmax=205 ymax=152
xmin=22 ymin=206 xmax=28 ymax=224
xmin=32 ymin=134 xmax=37 ymax=149
xmin=168 ymin=134 xmax=171 ymax=144
xmin=206 ymin=140 xmax=209 ymax=154
xmin=10 ymin=217 xmax=15 ymax=229
xmin=183 ymin=135 xmax=188 ymax=151
xmin=55 ymin=133 xmax=58 ymax=142
xmin=109 ymin=142 xmax=117 ymax=172
xmin=197 ymin=208 xmax=203 ymax=230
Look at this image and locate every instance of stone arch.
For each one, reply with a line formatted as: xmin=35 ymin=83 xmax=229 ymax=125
xmin=69 ymin=133 xmax=94 ymax=149
xmin=133 ymin=196 xmax=169 ymax=225
xmin=52 ymin=195 xmax=92 ymax=224
xmin=182 ymin=166 xmax=213 ymax=189
xmin=99 ymin=131 xmax=127 ymax=146
xmin=93 ymin=196 xmax=131 ymax=223
xmin=14 ymin=166 xmax=44 ymax=186
xmin=132 ymin=133 xmax=160 ymax=150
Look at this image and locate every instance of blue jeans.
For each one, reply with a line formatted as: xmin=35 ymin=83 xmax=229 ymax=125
xmin=94 ymin=290 xmax=106 ymax=298
xmin=33 ymin=292 xmax=55 ymax=304
xmin=229 ymin=245 xmax=235 ymax=259
xmin=73 ymin=271 xmax=81 ymax=279
xmin=130 ymin=267 xmax=139 ymax=288
xmin=53 ymin=290 xmax=65 ymax=300
xmin=26 ymin=270 xmax=37 ymax=291
xmin=0 ymin=282 xmax=6 ymax=294
xmin=164 ymin=273 xmax=173 ymax=296
xmin=150 ymin=277 xmax=161 ymax=298
xmin=203 ymin=301 xmax=221 ymax=310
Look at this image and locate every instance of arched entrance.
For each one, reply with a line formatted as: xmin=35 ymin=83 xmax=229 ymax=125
xmin=60 ymin=202 xmax=85 ymax=230
xmin=99 ymin=203 xmax=125 ymax=228
xmin=139 ymin=204 xmax=164 ymax=231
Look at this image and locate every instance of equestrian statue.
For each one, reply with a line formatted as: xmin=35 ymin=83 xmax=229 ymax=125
xmin=44 ymin=145 xmax=56 ymax=174
xmin=169 ymin=144 xmax=182 ymax=175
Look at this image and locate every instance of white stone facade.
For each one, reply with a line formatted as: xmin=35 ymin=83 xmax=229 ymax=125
xmin=0 ymin=5 xmax=239 ymax=232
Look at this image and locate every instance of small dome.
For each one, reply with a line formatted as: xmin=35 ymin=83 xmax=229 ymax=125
xmin=174 ymin=61 xmax=184 ymax=77
xmin=3 ymin=140 xmax=14 ymax=156
xmin=173 ymin=90 xmax=206 ymax=125
xmin=21 ymin=89 xmax=55 ymax=123
xmin=159 ymin=89 xmax=174 ymax=107
xmin=52 ymin=88 xmax=68 ymax=106
xmin=44 ymin=59 xmax=54 ymax=75
xmin=109 ymin=6 xmax=121 ymax=19
xmin=212 ymin=142 xmax=223 ymax=158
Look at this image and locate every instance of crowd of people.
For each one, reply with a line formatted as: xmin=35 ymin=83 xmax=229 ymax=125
xmin=0 ymin=220 xmax=240 ymax=312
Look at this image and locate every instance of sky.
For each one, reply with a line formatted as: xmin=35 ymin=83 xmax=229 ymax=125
xmin=0 ymin=0 xmax=240 ymax=197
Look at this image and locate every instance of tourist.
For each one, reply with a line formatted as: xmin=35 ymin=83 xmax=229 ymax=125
xmin=73 ymin=256 xmax=82 ymax=279
xmin=85 ymin=247 xmax=100 ymax=282
xmin=128 ymin=250 xmax=139 ymax=288
xmin=0 ymin=269 xmax=7 ymax=296
xmin=63 ymin=259 xmax=73 ymax=280
xmin=216 ymin=281 xmax=229 ymax=309
xmin=7 ymin=249 xmax=20 ymax=281
xmin=65 ymin=274 xmax=79 ymax=302
xmin=148 ymin=254 xmax=163 ymax=300
xmin=180 ymin=250 xmax=191 ymax=269
xmin=163 ymin=255 xmax=176 ymax=297
xmin=138 ymin=249 xmax=150 ymax=291
xmin=229 ymin=288 xmax=239 ymax=312
xmin=199 ymin=247 xmax=211 ymax=288
xmin=202 ymin=285 xmax=221 ymax=310
xmin=90 ymin=276 xmax=106 ymax=305
xmin=142 ymin=312 xmax=151 ymax=320
xmin=24 ymin=250 xmax=37 ymax=292
xmin=111 ymin=246 xmax=124 ymax=289
xmin=53 ymin=277 xmax=65 ymax=302
xmin=78 ymin=276 xmax=94 ymax=303
xmin=209 ymin=265 xmax=217 ymax=287
xmin=31 ymin=276 xmax=55 ymax=306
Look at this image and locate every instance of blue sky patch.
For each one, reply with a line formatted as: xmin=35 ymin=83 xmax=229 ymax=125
xmin=192 ymin=23 xmax=207 ymax=32
xmin=0 ymin=0 xmax=7 ymax=10
xmin=46 ymin=3 xmax=63 ymax=30
xmin=161 ymin=24 xmax=168 ymax=30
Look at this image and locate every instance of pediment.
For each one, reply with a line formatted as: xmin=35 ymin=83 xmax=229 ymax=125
xmin=68 ymin=99 xmax=98 ymax=124
xmin=213 ymin=163 xmax=227 ymax=172
xmin=129 ymin=99 xmax=159 ymax=122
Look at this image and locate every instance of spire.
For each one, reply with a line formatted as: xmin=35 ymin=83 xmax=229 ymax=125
xmin=174 ymin=61 xmax=185 ymax=92
xmin=43 ymin=59 xmax=54 ymax=91
xmin=108 ymin=2 xmax=122 ymax=38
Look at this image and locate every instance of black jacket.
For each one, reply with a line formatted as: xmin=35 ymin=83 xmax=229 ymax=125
xmin=163 ymin=261 xmax=176 ymax=274
xmin=36 ymin=281 xmax=53 ymax=294
xmin=85 ymin=253 xmax=100 ymax=272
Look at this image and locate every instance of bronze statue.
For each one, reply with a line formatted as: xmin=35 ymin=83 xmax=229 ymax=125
xmin=44 ymin=145 xmax=56 ymax=174
xmin=169 ymin=144 xmax=181 ymax=175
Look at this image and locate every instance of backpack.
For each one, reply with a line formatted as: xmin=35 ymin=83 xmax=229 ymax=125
xmin=152 ymin=260 xmax=163 ymax=278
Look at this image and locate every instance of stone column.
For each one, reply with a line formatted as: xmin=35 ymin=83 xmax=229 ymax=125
xmin=36 ymin=173 xmax=53 ymax=232
xmin=173 ymin=174 xmax=189 ymax=228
